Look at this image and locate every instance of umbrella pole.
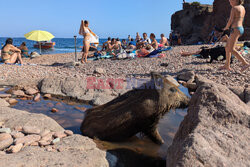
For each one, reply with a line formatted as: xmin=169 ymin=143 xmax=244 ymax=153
xmin=74 ymin=36 xmax=77 ymax=62
xmin=39 ymin=42 xmax=42 ymax=54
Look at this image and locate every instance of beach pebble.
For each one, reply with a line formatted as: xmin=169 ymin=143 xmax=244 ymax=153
xmin=25 ymin=88 xmax=38 ymax=95
xmin=51 ymin=108 xmax=59 ymax=113
xmin=0 ymin=138 xmax=14 ymax=151
xmin=41 ymin=133 xmax=53 ymax=141
xmin=15 ymin=135 xmax=41 ymax=145
xmin=0 ymin=151 xmax=6 ymax=155
xmin=53 ymin=132 xmax=67 ymax=138
xmin=0 ymin=133 xmax=12 ymax=142
xmin=94 ymin=67 xmax=106 ymax=74
xmin=7 ymin=143 xmax=23 ymax=153
xmin=51 ymin=138 xmax=60 ymax=145
xmin=7 ymin=98 xmax=18 ymax=105
xmin=11 ymin=131 xmax=25 ymax=139
xmin=33 ymin=93 xmax=41 ymax=102
xmin=14 ymin=126 xmax=23 ymax=132
xmin=44 ymin=94 xmax=52 ymax=99
xmin=40 ymin=129 xmax=51 ymax=137
xmin=0 ymin=128 xmax=11 ymax=134
xmin=30 ymin=142 xmax=39 ymax=146
xmin=64 ymin=130 xmax=73 ymax=136
xmin=57 ymin=147 xmax=64 ymax=152
xmin=12 ymin=90 xmax=26 ymax=97
xmin=0 ymin=94 xmax=12 ymax=98
xmin=22 ymin=126 xmax=41 ymax=135
xmin=74 ymin=106 xmax=86 ymax=112
xmin=39 ymin=140 xmax=51 ymax=146
xmin=45 ymin=146 xmax=54 ymax=152
xmin=0 ymin=122 xmax=4 ymax=127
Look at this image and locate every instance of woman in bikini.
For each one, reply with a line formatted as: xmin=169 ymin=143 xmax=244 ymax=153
xmin=150 ymin=33 xmax=158 ymax=50
xmin=19 ymin=42 xmax=29 ymax=58
xmin=79 ymin=20 xmax=95 ymax=63
xmin=220 ymin=0 xmax=249 ymax=72
xmin=1 ymin=38 xmax=23 ymax=64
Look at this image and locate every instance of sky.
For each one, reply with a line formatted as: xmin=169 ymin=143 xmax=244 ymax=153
xmin=0 ymin=0 xmax=213 ymax=38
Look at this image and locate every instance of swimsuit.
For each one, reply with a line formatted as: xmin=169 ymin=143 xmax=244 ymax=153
xmin=1 ymin=50 xmax=14 ymax=62
xmin=233 ymin=27 xmax=244 ymax=35
xmin=21 ymin=49 xmax=29 ymax=57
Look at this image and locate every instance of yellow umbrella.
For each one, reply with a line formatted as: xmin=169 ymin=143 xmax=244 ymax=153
xmin=24 ymin=30 xmax=55 ymax=54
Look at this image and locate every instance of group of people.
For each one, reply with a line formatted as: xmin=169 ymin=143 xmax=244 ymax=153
xmin=0 ymin=39 xmax=29 ymax=65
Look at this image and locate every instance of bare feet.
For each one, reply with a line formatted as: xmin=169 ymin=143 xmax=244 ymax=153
xmin=240 ymin=64 xmax=250 ymax=73
xmin=219 ymin=65 xmax=232 ymax=71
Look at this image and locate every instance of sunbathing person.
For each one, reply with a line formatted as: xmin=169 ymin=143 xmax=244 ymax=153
xmin=127 ymin=38 xmax=136 ymax=50
xmin=1 ymin=38 xmax=23 ymax=64
xmin=159 ymin=34 xmax=169 ymax=47
xmin=19 ymin=42 xmax=29 ymax=57
xmin=101 ymin=37 xmax=111 ymax=51
xmin=150 ymin=33 xmax=158 ymax=50
xmin=121 ymin=39 xmax=127 ymax=49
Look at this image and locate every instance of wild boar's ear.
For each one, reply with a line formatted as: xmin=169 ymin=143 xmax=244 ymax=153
xmin=151 ymin=72 xmax=164 ymax=91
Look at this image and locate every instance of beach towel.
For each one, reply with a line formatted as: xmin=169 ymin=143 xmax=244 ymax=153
xmin=145 ymin=47 xmax=172 ymax=58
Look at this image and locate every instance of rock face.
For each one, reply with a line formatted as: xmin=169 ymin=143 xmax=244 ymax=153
xmin=171 ymin=1 xmax=250 ymax=44
xmin=0 ymin=106 xmax=115 ymax=167
xmin=166 ymin=76 xmax=250 ymax=167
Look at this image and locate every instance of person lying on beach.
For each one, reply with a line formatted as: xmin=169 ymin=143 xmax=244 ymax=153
xmin=159 ymin=34 xmax=169 ymax=47
xmin=150 ymin=33 xmax=158 ymax=50
xmin=1 ymin=38 xmax=23 ymax=64
xmin=127 ymin=38 xmax=136 ymax=50
xmin=101 ymin=37 xmax=111 ymax=51
xmin=219 ymin=0 xmax=249 ymax=72
xmin=137 ymin=45 xmax=153 ymax=57
xmin=19 ymin=42 xmax=29 ymax=58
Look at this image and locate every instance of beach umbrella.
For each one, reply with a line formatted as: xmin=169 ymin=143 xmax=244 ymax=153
xmin=24 ymin=30 xmax=55 ymax=54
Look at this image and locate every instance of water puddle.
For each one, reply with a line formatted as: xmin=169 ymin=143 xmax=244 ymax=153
xmin=0 ymin=85 xmax=190 ymax=167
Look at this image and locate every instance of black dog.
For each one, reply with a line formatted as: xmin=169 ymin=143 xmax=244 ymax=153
xmin=199 ymin=45 xmax=233 ymax=64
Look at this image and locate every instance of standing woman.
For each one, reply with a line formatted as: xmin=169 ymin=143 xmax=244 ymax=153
xmin=79 ymin=20 xmax=93 ymax=64
xmin=220 ymin=0 xmax=249 ymax=72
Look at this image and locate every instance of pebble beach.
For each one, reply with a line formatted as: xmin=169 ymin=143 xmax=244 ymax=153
xmin=0 ymin=45 xmax=249 ymax=88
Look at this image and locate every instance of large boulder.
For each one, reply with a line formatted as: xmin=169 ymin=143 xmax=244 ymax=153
xmin=39 ymin=76 xmax=127 ymax=105
xmin=0 ymin=106 xmax=116 ymax=167
xmin=166 ymin=76 xmax=250 ymax=167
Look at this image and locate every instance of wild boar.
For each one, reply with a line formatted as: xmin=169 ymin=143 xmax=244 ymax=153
xmin=80 ymin=72 xmax=190 ymax=144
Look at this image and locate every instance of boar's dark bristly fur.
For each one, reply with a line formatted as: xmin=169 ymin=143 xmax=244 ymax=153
xmin=80 ymin=72 xmax=190 ymax=144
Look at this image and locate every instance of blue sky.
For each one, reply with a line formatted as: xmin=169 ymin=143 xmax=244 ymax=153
xmin=0 ymin=0 xmax=213 ymax=38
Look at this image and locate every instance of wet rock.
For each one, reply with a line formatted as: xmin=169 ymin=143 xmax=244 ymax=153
xmin=64 ymin=130 xmax=73 ymax=136
xmin=0 ymin=94 xmax=11 ymax=98
xmin=0 ymin=128 xmax=11 ymax=134
xmin=25 ymin=88 xmax=38 ymax=95
xmin=12 ymin=90 xmax=26 ymax=97
xmin=74 ymin=106 xmax=86 ymax=112
xmin=166 ymin=75 xmax=180 ymax=87
xmin=53 ymin=132 xmax=67 ymax=139
xmin=167 ymin=76 xmax=250 ymax=167
xmin=0 ymin=138 xmax=14 ymax=151
xmin=7 ymin=98 xmax=18 ymax=105
xmin=177 ymin=70 xmax=195 ymax=82
xmin=51 ymin=108 xmax=59 ymax=113
xmin=7 ymin=143 xmax=23 ymax=153
xmin=94 ymin=67 xmax=106 ymax=74
xmin=43 ymin=94 xmax=52 ymax=99
xmin=15 ymin=135 xmax=41 ymax=145
xmin=0 ymin=133 xmax=12 ymax=142
xmin=11 ymin=131 xmax=25 ymax=139
xmin=51 ymin=138 xmax=60 ymax=145
xmin=22 ymin=126 xmax=41 ymax=135
xmin=0 ymin=99 xmax=10 ymax=107
xmin=33 ymin=93 xmax=41 ymax=102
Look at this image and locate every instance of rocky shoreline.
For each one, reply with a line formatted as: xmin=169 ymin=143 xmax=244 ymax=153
xmin=0 ymin=45 xmax=249 ymax=167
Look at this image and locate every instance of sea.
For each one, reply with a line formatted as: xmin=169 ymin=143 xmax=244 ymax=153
xmin=0 ymin=37 xmax=108 ymax=55
xmin=0 ymin=37 xmax=161 ymax=55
